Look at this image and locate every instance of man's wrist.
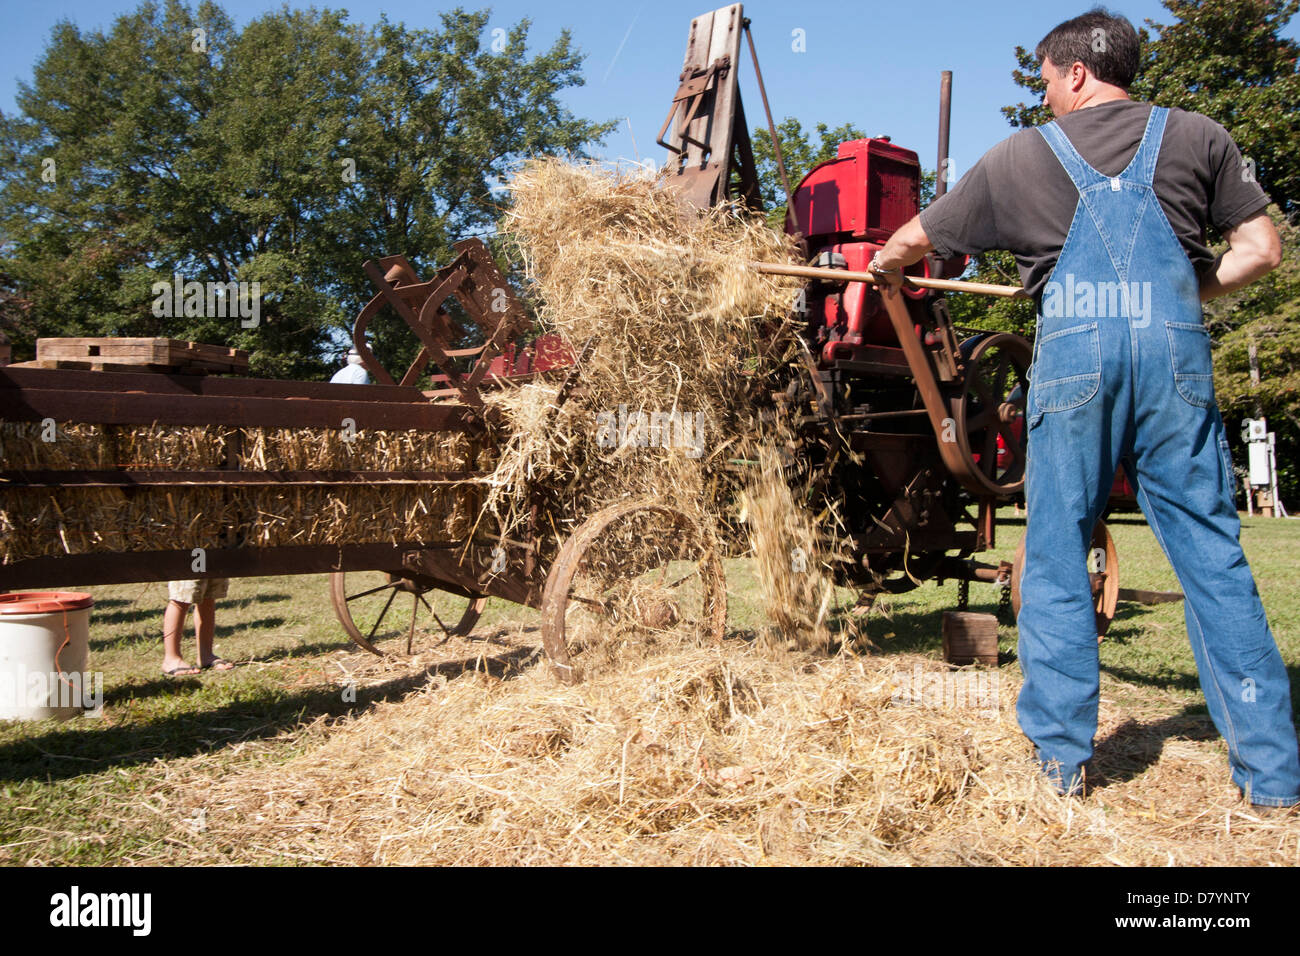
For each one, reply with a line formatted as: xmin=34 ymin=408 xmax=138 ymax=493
xmin=869 ymin=252 xmax=900 ymax=274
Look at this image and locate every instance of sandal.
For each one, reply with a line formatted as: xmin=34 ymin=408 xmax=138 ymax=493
xmin=163 ymin=664 xmax=201 ymax=678
xmin=202 ymin=657 xmax=235 ymax=671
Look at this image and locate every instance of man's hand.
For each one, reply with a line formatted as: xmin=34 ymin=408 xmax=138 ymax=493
xmin=871 ymin=214 xmax=935 ymax=290
xmin=1200 ymin=210 xmax=1282 ymax=302
xmin=869 ymin=252 xmax=905 ymax=290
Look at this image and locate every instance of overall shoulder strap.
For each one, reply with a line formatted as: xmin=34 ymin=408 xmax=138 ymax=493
xmin=1124 ymin=105 xmax=1168 ymax=187
xmin=1037 ymin=120 xmax=1101 ymax=194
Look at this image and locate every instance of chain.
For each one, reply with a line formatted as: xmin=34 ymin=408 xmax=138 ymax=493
xmin=998 ymin=578 xmax=1014 ymax=625
xmin=956 ymin=577 xmax=969 ymax=611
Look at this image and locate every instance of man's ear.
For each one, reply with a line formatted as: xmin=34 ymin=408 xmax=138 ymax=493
xmin=1070 ymin=61 xmax=1089 ymax=92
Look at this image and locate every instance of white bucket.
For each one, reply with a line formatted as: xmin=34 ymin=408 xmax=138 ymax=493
xmin=0 ymin=592 xmax=96 ymax=721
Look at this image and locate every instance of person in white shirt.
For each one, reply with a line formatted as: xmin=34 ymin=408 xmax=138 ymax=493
xmin=330 ymin=347 xmax=371 ymax=385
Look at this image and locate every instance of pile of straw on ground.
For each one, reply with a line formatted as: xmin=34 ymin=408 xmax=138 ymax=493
xmin=158 ymin=633 xmax=1297 ymax=865
xmin=0 ymin=423 xmax=482 ymax=562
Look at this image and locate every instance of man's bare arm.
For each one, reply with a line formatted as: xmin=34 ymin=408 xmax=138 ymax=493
xmin=1200 ymin=211 xmax=1282 ymax=302
xmin=871 ymin=215 xmax=935 ymax=288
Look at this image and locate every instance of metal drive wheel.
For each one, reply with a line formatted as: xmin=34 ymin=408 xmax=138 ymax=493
xmin=329 ymin=570 xmax=487 ymax=655
xmin=951 ymin=332 xmax=1032 ymax=497
xmin=1010 ymin=519 xmax=1120 ymax=640
xmin=540 ymin=499 xmax=728 ymax=683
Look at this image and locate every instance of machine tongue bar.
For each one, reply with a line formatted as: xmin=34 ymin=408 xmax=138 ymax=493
xmin=749 ymin=260 xmax=1028 ymax=299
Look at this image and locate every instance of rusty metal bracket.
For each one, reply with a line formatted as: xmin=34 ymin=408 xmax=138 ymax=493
xmin=353 ymin=238 xmax=531 ymax=411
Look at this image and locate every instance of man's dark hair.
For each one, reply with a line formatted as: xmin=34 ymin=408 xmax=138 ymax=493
xmin=1035 ymin=8 xmax=1140 ymax=89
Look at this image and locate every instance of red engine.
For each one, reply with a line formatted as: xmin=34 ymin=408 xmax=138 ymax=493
xmin=788 ymin=137 xmax=964 ymax=368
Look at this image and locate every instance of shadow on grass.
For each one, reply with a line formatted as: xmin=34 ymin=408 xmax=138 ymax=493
xmin=1099 ymin=512 xmax=1149 ymax=525
xmin=89 ymin=615 xmax=291 ymax=651
xmin=0 ymin=641 xmax=540 ymax=783
xmin=83 ymin=597 xmax=132 ymax=609
xmin=88 ymin=592 xmax=293 ymax=628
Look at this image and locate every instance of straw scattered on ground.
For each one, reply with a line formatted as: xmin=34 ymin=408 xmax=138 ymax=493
xmin=154 ymin=634 xmax=1298 ymax=866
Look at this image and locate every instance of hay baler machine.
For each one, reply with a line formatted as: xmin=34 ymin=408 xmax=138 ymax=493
xmin=0 ymin=242 xmax=548 ymax=650
xmin=0 ymin=238 xmax=727 ymax=684
xmin=774 ymin=134 xmax=1035 ymax=605
xmin=0 ymin=4 xmax=1149 ymax=690
xmin=661 ymin=3 xmax=1132 ymax=630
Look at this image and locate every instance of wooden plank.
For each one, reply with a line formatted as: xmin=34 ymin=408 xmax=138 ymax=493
xmin=702 ymin=4 xmax=742 ymax=172
xmin=679 ymin=8 xmax=718 ymax=169
xmin=0 ymin=544 xmax=450 ymax=589
xmin=942 ymin=611 xmax=999 ymax=666
xmin=670 ymin=4 xmax=744 ymax=207
xmin=36 ymin=337 xmax=248 ymax=373
xmin=0 ymin=386 xmax=482 ymax=432
xmin=10 ymin=359 xmax=209 ymax=374
xmin=2 ymin=366 xmax=444 ymax=404
xmin=0 ymin=544 xmax=540 ymax=607
xmin=0 ymin=469 xmax=489 ymax=488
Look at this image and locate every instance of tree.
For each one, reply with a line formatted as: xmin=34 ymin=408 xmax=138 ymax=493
xmin=751 ymin=118 xmax=867 ymax=231
xmin=0 ymin=1 xmax=614 ymax=378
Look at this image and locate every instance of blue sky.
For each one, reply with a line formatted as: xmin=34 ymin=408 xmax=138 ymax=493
xmin=2 ymin=0 xmax=1296 ymax=182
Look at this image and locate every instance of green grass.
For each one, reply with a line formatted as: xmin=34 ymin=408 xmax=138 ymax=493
xmin=871 ymin=514 xmax=1300 ymax=720
xmin=1 ymin=513 xmax=1297 ymax=863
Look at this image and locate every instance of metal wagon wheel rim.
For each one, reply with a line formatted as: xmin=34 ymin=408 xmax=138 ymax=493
xmin=1010 ymin=519 xmax=1120 ymax=640
xmin=540 ymin=499 xmax=728 ymax=684
xmin=330 ymin=570 xmax=487 ymax=655
xmin=951 ymin=332 xmax=1032 ymax=497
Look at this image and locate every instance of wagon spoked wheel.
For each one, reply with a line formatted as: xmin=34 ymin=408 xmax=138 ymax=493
xmin=951 ymin=332 xmax=1032 ymax=497
xmin=540 ymin=500 xmax=728 ymax=684
xmin=1010 ymin=519 xmax=1120 ymax=640
xmin=329 ymin=570 xmax=487 ymax=655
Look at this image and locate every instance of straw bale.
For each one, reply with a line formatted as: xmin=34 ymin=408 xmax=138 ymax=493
xmin=0 ymin=423 xmax=483 ymax=562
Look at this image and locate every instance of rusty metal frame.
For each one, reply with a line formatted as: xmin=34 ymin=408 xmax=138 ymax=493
xmin=0 ymin=367 xmax=482 ymax=432
xmin=0 ymin=541 xmax=545 ymax=606
xmin=353 ymin=238 xmax=530 ymax=407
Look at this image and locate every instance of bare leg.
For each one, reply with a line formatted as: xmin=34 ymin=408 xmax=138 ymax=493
xmin=163 ymin=600 xmax=198 ymax=674
xmin=195 ymin=598 xmax=232 ymax=669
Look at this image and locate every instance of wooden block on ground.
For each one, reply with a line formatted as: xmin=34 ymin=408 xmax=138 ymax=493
xmin=942 ymin=611 xmax=999 ymax=666
xmin=35 ymin=337 xmax=248 ymax=374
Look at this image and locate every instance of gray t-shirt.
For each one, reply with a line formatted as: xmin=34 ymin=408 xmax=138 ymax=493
xmin=918 ymin=99 xmax=1271 ymax=300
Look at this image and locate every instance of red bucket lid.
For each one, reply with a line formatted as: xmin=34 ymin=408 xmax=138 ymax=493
xmin=0 ymin=591 xmax=95 ymax=615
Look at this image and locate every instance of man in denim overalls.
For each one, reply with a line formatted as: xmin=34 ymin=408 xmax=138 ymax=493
xmin=870 ymin=10 xmax=1299 ymax=806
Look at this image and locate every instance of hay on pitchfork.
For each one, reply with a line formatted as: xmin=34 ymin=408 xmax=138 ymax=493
xmin=477 ymin=160 xmax=801 ymax=576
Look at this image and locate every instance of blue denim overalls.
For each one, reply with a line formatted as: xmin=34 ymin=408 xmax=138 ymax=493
xmin=1017 ymin=105 xmax=1300 ymax=805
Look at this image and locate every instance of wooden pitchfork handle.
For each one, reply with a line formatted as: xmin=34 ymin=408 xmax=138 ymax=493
xmin=749 ymin=261 xmax=1028 ymax=299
